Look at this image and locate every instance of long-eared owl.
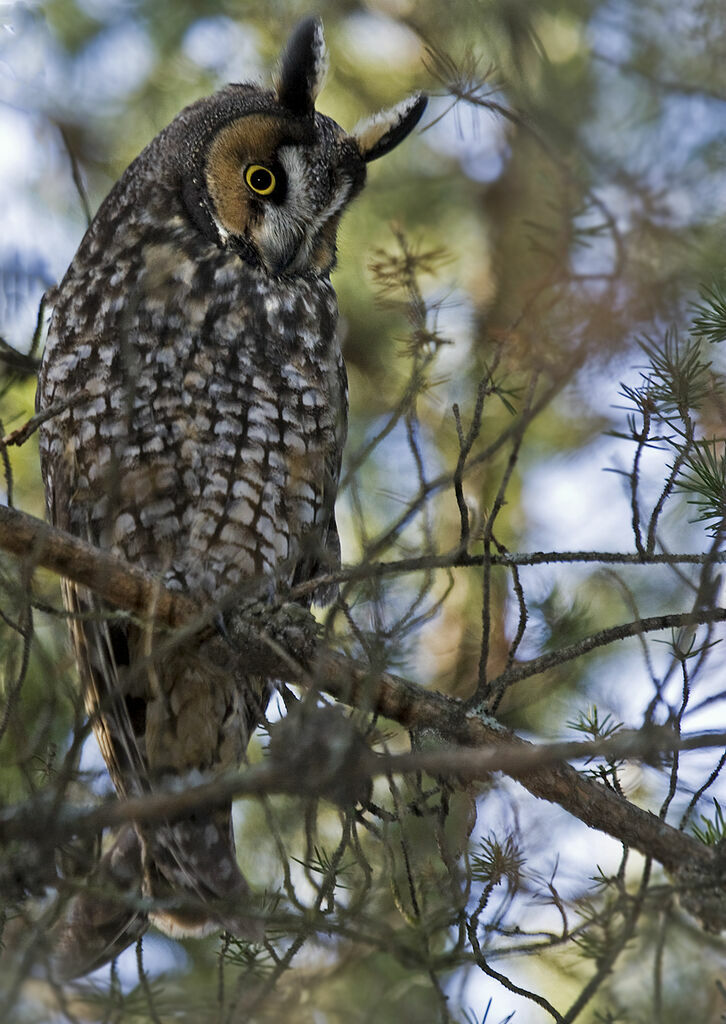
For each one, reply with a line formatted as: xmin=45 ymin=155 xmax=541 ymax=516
xmin=36 ymin=18 xmax=425 ymax=975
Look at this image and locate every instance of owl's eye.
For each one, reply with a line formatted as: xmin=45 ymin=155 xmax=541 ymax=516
xmin=244 ymin=164 xmax=277 ymax=196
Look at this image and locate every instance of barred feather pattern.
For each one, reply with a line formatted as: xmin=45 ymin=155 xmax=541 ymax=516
xmin=35 ymin=13 xmax=426 ymax=976
xmin=37 ymin=127 xmax=347 ymax=974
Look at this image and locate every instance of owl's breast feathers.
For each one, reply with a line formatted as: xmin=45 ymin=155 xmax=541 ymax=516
xmin=38 ymin=213 xmax=346 ymax=597
xmin=38 ymin=209 xmax=346 ymax=969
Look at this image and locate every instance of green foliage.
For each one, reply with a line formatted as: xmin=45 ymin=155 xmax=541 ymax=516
xmin=530 ymin=586 xmax=594 ymax=657
xmin=637 ymin=332 xmax=715 ymax=418
xmin=691 ymin=799 xmax=726 ymax=846
xmin=677 ymin=439 xmax=726 ymax=532
xmin=568 ymin=707 xmax=626 ymax=787
xmin=691 ymin=281 xmax=726 ymax=346
xmin=612 ymin=332 xmax=715 ymax=445
xmin=572 ymin=886 xmax=634 ymax=965
xmin=290 ymin=845 xmax=357 ymax=889
xmin=222 ymin=937 xmax=277 ymax=976
xmin=567 ymin=706 xmax=623 ymax=745
xmin=470 ymin=834 xmax=524 ymax=890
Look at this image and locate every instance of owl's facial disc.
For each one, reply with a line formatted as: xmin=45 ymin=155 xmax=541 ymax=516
xmin=199 ymin=17 xmax=426 ymax=278
xmin=204 ymin=113 xmax=365 ymax=277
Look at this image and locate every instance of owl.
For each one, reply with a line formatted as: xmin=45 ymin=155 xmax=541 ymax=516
xmin=36 ymin=17 xmax=425 ymax=976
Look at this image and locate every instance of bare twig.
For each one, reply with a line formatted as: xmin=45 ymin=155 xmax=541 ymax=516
xmin=58 ymin=124 xmax=93 ymax=228
xmin=0 ymin=504 xmax=724 ymax=907
xmin=1 ymin=395 xmax=85 ymax=448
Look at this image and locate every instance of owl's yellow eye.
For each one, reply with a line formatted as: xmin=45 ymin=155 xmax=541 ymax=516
xmin=244 ymin=164 xmax=276 ymax=196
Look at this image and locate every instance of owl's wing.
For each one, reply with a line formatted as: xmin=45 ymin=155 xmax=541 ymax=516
xmin=296 ymin=468 xmax=342 ymax=606
xmin=41 ymin=463 xmax=155 ymax=976
xmin=43 ymin=457 xmax=149 ymax=800
xmin=293 ymin=351 xmax=348 ymax=605
xmin=61 ymin=579 xmax=149 ymax=796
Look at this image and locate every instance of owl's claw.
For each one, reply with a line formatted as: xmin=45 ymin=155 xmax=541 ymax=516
xmin=223 ymin=601 xmax=319 ymax=674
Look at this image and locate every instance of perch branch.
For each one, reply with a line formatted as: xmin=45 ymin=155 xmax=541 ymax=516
xmin=0 ymin=504 xmax=723 ymax=893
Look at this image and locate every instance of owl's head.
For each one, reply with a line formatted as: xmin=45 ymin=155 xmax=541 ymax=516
xmin=168 ymin=17 xmax=426 ymax=278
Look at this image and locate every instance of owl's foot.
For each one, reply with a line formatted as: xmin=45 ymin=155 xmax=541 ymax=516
xmin=224 ymin=600 xmax=319 ymax=675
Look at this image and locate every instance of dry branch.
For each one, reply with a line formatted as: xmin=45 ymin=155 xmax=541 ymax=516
xmin=0 ymin=503 xmax=192 ymax=626
xmin=0 ymin=503 xmax=724 ymax=925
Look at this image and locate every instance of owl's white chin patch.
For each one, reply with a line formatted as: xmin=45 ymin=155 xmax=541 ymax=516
xmin=256 ymin=211 xmax=305 ymax=276
xmin=255 ymin=152 xmax=353 ymax=277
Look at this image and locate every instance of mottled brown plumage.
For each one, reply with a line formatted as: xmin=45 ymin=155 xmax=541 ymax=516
xmin=36 ymin=17 xmax=425 ymax=975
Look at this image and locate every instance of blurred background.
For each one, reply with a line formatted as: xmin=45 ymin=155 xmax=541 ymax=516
xmin=2 ymin=1 xmax=726 ymax=1021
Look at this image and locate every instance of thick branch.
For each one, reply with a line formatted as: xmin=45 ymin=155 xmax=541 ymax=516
xmin=0 ymin=504 xmax=193 ymax=626
xmin=0 ymin=504 xmax=722 ymax=890
xmin=315 ymin=654 xmax=715 ymax=876
xmin=1 ymin=727 xmax=723 ymax=847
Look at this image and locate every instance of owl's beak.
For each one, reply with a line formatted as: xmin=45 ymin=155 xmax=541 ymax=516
xmin=266 ymin=246 xmax=298 ymax=277
xmin=257 ymin=223 xmax=304 ymax=277
xmin=256 ymin=201 xmax=340 ymax=277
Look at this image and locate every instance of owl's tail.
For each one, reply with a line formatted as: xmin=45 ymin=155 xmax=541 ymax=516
xmin=53 ymin=808 xmax=262 ymax=981
xmin=142 ymin=804 xmax=263 ymax=941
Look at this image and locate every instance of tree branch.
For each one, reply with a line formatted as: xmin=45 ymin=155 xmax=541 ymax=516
xmin=0 ymin=503 xmax=193 ymax=627
xmin=1 ymin=725 xmax=723 ymax=850
xmin=0 ymin=503 xmax=724 ymax=923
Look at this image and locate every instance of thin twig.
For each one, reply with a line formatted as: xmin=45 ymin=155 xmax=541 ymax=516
xmin=0 ymin=505 xmax=724 ymax=888
xmin=58 ymin=124 xmax=92 ymax=228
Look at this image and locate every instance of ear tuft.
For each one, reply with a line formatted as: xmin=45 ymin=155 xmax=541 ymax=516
xmin=353 ymin=93 xmax=428 ymax=163
xmin=276 ymin=16 xmax=329 ymax=116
